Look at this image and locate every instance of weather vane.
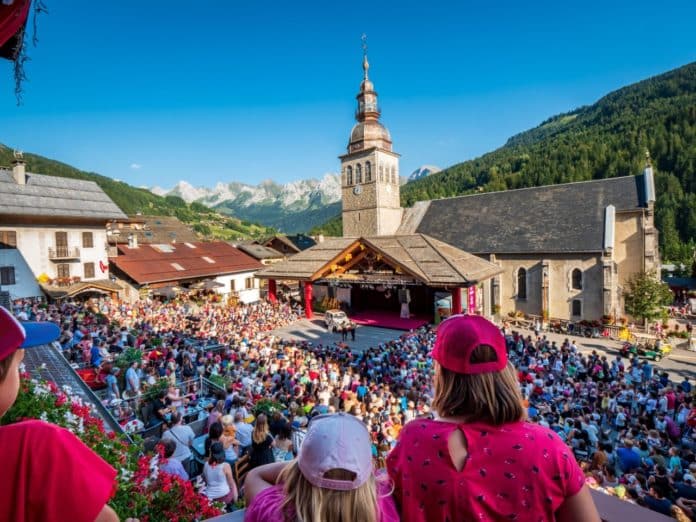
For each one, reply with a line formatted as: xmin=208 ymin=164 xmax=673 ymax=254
xmin=361 ymin=33 xmax=368 ymax=57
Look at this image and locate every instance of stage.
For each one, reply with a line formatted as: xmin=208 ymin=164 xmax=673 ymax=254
xmin=350 ymin=310 xmax=431 ymax=331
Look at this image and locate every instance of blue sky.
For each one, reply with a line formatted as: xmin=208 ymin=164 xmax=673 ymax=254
xmin=0 ymin=1 xmax=694 ymax=189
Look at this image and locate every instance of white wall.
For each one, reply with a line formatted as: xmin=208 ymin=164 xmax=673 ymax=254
xmin=214 ymin=271 xmax=260 ymax=304
xmin=0 ymin=249 xmax=42 ymax=298
xmin=0 ymin=225 xmax=110 ymax=281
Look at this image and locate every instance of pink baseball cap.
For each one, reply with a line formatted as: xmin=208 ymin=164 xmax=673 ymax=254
xmin=298 ymin=413 xmax=373 ymax=491
xmin=432 ymin=314 xmax=507 ymax=374
xmin=0 ymin=306 xmax=61 ymax=361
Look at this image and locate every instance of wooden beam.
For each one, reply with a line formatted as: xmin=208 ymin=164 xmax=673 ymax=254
xmin=309 ymin=239 xmax=361 ymax=281
xmin=336 ymin=249 xmax=369 ymax=273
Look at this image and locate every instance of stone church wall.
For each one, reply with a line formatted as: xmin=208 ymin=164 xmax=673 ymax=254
xmin=494 ymin=254 xmax=604 ymax=321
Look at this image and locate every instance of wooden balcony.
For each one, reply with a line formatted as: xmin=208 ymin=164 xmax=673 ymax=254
xmin=48 ymin=246 xmax=80 ymax=260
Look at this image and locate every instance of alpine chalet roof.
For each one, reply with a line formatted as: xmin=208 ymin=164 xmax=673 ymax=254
xmin=258 ymin=237 xmax=353 ymax=280
xmin=235 ymin=242 xmax=286 ymax=261
xmin=111 ymin=241 xmax=262 ymax=285
xmin=257 ymin=234 xmax=502 ymax=285
xmin=399 ymin=175 xmax=648 ymax=254
xmin=0 ymin=169 xmax=126 ymax=221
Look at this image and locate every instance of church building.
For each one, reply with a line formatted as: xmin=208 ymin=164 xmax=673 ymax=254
xmin=259 ymin=48 xmax=659 ymax=325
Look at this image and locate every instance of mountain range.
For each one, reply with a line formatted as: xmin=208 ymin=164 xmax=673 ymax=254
xmin=151 ymin=174 xmax=342 ymax=234
xmin=150 ymin=166 xmax=432 ymax=234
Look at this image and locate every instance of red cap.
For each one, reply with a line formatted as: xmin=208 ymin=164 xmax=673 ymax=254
xmin=432 ymin=314 xmax=507 ymax=374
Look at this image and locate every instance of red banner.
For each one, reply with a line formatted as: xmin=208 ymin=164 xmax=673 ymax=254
xmin=468 ymin=286 xmax=476 ymax=314
xmin=0 ymin=0 xmax=31 ymax=60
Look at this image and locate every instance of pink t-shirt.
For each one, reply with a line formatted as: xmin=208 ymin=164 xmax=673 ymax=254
xmin=386 ymin=419 xmax=584 ymax=522
xmin=0 ymin=420 xmax=117 ymax=522
xmin=245 ymin=479 xmax=399 ymax=522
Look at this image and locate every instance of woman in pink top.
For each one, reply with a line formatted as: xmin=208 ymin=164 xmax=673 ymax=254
xmin=244 ymin=412 xmax=398 ymax=522
xmin=387 ymin=315 xmax=600 ymax=522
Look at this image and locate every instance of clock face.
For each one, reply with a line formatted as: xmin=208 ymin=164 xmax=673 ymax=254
xmin=386 ymin=185 xmax=392 ymax=193
xmin=353 ymin=185 xmax=363 ymax=195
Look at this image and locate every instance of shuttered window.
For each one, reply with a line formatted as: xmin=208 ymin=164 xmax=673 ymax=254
xmin=0 ymin=231 xmax=17 ymax=249
xmin=0 ymin=266 xmax=15 ymax=285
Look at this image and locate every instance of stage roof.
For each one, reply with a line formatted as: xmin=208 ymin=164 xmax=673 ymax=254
xmin=256 ymin=234 xmax=502 ymax=286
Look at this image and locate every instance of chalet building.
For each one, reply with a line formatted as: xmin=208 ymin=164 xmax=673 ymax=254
xmin=109 ymin=240 xmax=263 ymax=303
xmin=234 ymin=242 xmax=286 ymax=266
xmin=261 ymin=234 xmax=317 ymax=257
xmin=259 ymin=50 xmax=659 ymax=323
xmin=0 ymin=154 xmax=126 ymax=300
xmin=106 ymin=216 xmax=199 ymax=247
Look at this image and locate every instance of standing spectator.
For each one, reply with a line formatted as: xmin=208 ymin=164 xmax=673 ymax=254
xmin=206 ymin=400 xmax=225 ymax=432
xmin=249 ymin=413 xmax=275 ymax=470
xmin=272 ymin=423 xmax=294 ymax=462
xmin=233 ymin=412 xmax=253 ymax=453
xmin=105 ymin=367 xmax=120 ymax=402
xmin=387 ymin=315 xmax=600 ymax=522
xmin=219 ymin=415 xmax=240 ymax=464
xmin=291 ymin=416 xmax=309 ymax=456
xmin=161 ymin=412 xmax=195 ymax=476
xmin=202 ymin=442 xmax=238 ymax=506
xmin=125 ymin=360 xmax=140 ymax=396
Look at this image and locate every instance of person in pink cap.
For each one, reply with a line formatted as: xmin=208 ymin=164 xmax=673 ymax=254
xmin=244 ymin=412 xmax=398 ymax=522
xmin=386 ymin=314 xmax=600 ymax=522
xmin=0 ymin=306 xmax=128 ymax=522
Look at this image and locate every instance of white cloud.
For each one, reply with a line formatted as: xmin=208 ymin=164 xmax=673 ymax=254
xmin=130 ymin=163 xmax=142 ymax=170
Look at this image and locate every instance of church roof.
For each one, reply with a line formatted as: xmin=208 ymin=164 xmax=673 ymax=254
xmin=256 ymin=234 xmax=502 ymax=285
xmin=399 ymin=175 xmax=648 ymax=254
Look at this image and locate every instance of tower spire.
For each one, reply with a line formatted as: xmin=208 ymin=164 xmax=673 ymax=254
xmin=361 ymin=33 xmax=369 ymax=80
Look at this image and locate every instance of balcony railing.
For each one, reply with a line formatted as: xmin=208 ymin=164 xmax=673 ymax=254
xmin=48 ymin=246 xmax=80 ymax=260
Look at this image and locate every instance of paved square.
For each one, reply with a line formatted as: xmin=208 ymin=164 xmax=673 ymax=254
xmin=269 ymin=316 xmax=407 ymax=353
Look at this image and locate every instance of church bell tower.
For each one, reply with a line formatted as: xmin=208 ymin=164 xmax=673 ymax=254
xmin=341 ymin=38 xmax=402 ymax=237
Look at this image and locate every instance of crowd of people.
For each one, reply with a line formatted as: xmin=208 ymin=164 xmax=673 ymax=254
xmin=9 ymin=294 xmax=696 ymax=520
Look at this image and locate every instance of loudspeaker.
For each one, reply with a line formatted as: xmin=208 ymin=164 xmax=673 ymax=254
xmin=398 ymin=289 xmax=410 ymax=304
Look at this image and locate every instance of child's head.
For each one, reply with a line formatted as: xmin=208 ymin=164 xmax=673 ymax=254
xmin=279 ymin=413 xmax=379 ymax=522
xmin=0 ymin=307 xmax=60 ymax=417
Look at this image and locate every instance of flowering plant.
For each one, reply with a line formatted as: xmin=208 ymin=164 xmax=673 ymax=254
xmin=2 ymin=374 xmax=224 ymax=522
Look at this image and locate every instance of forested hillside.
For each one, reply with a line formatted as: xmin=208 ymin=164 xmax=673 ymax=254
xmin=314 ymin=62 xmax=696 ymax=267
xmin=0 ymin=144 xmax=275 ymax=240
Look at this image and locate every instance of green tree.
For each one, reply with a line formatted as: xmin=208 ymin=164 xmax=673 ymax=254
xmin=623 ymin=271 xmax=673 ymax=324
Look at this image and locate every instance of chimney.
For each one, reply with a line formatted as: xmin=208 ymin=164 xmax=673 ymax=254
xmin=127 ymin=232 xmax=139 ymax=249
xmin=12 ymin=150 xmax=26 ymax=185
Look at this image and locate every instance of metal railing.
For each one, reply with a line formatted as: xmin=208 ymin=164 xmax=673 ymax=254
xmin=48 ymin=246 xmax=80 ymax=259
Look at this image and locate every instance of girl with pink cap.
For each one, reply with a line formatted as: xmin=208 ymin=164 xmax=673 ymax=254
xmin=245 ymin=412 xmax=398 ymax=522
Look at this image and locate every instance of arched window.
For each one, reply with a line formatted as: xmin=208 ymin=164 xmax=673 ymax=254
xmin=365 ymin=161 xmax=372 ymax=182
xmin=356 ymin=163 xmax=362 ymax=184
xmin=517 ymin=268 xmax=527 ymax=299
xmin=571 ymin=268 xmax=582 ymax=290
xmin=379 ymin=165 xmax=384 ymax=182
xmin=346 ymin=166 xmax=353 ymax=185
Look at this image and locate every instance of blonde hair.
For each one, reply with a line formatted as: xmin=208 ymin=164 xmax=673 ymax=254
xmin=432 ymin=345 xmax=526 ymax=425
xmin=252 ymin=413 xmax=269 ymax=444
xmin=278 ymin=461 xmax=379 ymax=522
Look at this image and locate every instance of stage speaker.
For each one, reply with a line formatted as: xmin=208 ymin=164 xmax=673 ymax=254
xmin=398 ymin=289 xmax=410 ymax=304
